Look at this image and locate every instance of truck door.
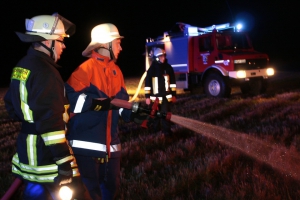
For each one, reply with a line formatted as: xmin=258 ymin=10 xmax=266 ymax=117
xmin=194 ymin=35 xmax=215 ymax=73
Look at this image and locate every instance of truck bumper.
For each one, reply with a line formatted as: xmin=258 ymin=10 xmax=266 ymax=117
xmin=228 ymin=68 xmax=274 ymax=79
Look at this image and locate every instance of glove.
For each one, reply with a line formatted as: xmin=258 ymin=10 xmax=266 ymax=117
xmin=130 ymin=112 xmax=148 ymax=124
xmin=54 ymin=162 xmax=73 ymax=186
xmin=172 ymin=96 xmax=176 ymax=103
xmin=91 ymin=98 xmax=111 ymax=111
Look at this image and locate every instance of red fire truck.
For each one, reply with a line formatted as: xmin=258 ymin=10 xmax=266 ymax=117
xmin=145 ymin=22 xmax=274 ymax=97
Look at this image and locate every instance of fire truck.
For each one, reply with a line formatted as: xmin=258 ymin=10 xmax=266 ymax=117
xmin=145 ymin=22 xmax=275 ymax=97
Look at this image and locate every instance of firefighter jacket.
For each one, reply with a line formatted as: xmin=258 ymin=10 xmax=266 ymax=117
xmin=144 ymin=60 xmax=176 ymax=103
xmin=4 ymin=47 xmax=79 ymax=183
xmin=65 ymin=51 xmax=132 ymax=159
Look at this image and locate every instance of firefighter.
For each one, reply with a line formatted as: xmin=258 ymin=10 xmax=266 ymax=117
xmin=4 ymin=13 xmax=88 ymax=199
xmin=144 ymin=47 xmax=177 ymax=135
xmin=65 ymin=23 xmax=145 ymax=200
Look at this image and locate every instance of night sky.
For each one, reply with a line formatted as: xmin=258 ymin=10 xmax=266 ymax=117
xmin=0 ymin=0 xmax=298 ymax=87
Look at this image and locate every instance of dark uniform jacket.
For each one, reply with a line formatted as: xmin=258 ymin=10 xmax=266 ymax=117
xmin=65 ymin=51 xmax=132 ymax=159
xmin=4 ymin=47 xmax=79 ymax=183
xmin=144 ymin=60 xmax=177 ymax=103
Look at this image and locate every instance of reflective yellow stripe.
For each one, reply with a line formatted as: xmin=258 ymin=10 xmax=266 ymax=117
xmin=20 ymin=81 xmax=33 ymax=122
xmin=12 ymin=153 xmax=57 ymax=174
xmin=41 ymin=131 xmax=66 ymax=145
xmin=27 ymin=135 xmax=37 ymax=166
xmin=12 ymin=165 xmax=57 ymax=183
xmin=12 ymin=153 xmax=81 ymax=182
xmin=56 ymin=155 xmax=74 ymax=165
xmin=12 ymin=67 xmax=33 ymax=122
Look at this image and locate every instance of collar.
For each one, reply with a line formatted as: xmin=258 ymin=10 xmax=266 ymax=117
xmin=27 ymin=46 xmax=61 ymax=68
xmin=91 ymin=50 xmax=111 ymax=63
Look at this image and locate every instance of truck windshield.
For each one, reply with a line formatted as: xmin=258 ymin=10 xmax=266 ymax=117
xmin=216 ymin=32 xmax=251 ymax=50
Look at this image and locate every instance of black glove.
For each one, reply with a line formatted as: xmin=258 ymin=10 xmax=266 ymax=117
xmin=91 ymin=98 xmax=112 ymax=111
xmin=130 ymin=112 xmax=148 ymax=124
xmin=54 ymin=162 xmax=73 ymax=185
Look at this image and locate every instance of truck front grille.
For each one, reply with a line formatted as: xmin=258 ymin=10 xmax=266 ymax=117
xmin=234 ymin=59 xmax=268 ymax=71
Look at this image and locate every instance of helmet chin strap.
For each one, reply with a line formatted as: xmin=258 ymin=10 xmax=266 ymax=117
xmin=38 ymin=41 xmax=57 ymax=62
xmin=108 ymin=42 xmax=116 ymax=62
xmin=98 ymin=42 xmax=116 ymax=62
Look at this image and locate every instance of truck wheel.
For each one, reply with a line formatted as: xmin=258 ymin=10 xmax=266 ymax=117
xmin=204 ymin=73 xmax=231 ymax=97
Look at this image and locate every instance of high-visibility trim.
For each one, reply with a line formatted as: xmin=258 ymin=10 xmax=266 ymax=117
xmin=144 ymin=87 xmax=151 ymax=94
xmin=72 ymin=168 xmax=80 ymax=177
xmin=74 ymin=93 xmax=87 ymax=113
xmin=12 ymin=154 xmax=57 ymax=174
xmin=12 ymin=165 xmax=57 ymax=183
xmin=20 ymin=81 xmax=33 ymax=122
xmin=152 ymin=77 xmax=158 ymax=94
xmin=119 ymin=108 xmax=123 ymax=116
xmin=166 ymin=94 xmax=172 ymax=99
xmin=150 ymin=96 xmax=163 ymax=101
xmin=12 ymin=154 xmax=81 ymax=180
xmin=27 ymin=135 xmax=37 ymax=166
xmin=41 ymin=131 xmax=66 ymax=145
xmin=70 ymin=140 xmax=121 ymax=152
xmin=167 ymin=94 xmax=173 ymax=102
xmin=55 ymin=155 xmax=74 ymax=165
xmin=150 ymin=96 xmax=163 ymax=104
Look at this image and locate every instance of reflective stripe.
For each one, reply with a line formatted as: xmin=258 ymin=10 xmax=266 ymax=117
xmin=152 ymin=77 xmax=158 ymax=94
xmin=70 ymin=140 xmax=121 ymax=152
xmin=20 ymin=81 xmax=33 ymax=122
xmin=12 ymin=154 xmax=81 ymax=182
xmin=12 ymin=165 xmax=56 ymax=183
xmin=56 ymin=155 xmax=74 ymax=165
xmin=12 ymin=154 xmax=57 ymax=174
xmin=72 ymin=168 xmax=80 ymax=177
xmin=27 ymin=135 xmax=37 ymax=166
xmin=170 ymin=84 xmax=176 ymax=88
xmin=41 ymin=131 xmax=66 ymax=145
xmin=166 ymin=94 xmax=172 ymax=99
xmin=74 ymin=93 xmax=87 ymax=113
xmin=150 ymin=96 xmax=162 ymax=101
xmin=119 ymin=108 xmax=123 ymax=116
xmin=144 ymin=86 xmax=151 ymax=94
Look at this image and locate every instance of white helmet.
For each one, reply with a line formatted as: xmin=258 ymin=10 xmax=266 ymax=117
xmin=82 ymin=23 xmax=124 ymax=57
xmin=16 ymin=13 xmax=75 ymax=42
xmin=153 ymin=48 xmax=166 ymax=57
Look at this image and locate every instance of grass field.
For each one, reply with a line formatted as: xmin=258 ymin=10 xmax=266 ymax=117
xmin=1 ymin=71 xmax=300 ymax=199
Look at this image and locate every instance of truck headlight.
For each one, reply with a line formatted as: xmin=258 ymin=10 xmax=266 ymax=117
xmin=266 ymin=68 xmax=274 ymax=76
xmin=59 ymin=186 xmax=73 ymax=200
xmin=236 ymin=70 xmax=246 ymax=78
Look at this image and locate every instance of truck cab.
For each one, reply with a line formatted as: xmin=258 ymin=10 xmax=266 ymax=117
xmin=145 ymin=22 xmax=274 ymax=97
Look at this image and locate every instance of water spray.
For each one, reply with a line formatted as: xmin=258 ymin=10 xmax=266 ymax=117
xmin=171 ymin=115 xmax=300 ymax=181
xmin=112 ymin=98 xmax=300 ymax=181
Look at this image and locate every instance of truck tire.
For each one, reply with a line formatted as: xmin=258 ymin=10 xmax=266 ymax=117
xmin=204 ymin=73 xmax=231 ymax=98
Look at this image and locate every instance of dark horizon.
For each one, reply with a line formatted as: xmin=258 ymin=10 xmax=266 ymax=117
xmin=1 ymin=1 xmax=298 ymax=87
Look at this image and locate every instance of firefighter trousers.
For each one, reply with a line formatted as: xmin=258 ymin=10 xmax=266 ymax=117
xmin=75 ymin=154 xmax=121 ymax=200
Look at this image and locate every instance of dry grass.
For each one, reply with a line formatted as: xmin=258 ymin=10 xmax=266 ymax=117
xmin=1 ymin=71 xmax=300 ymax=199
